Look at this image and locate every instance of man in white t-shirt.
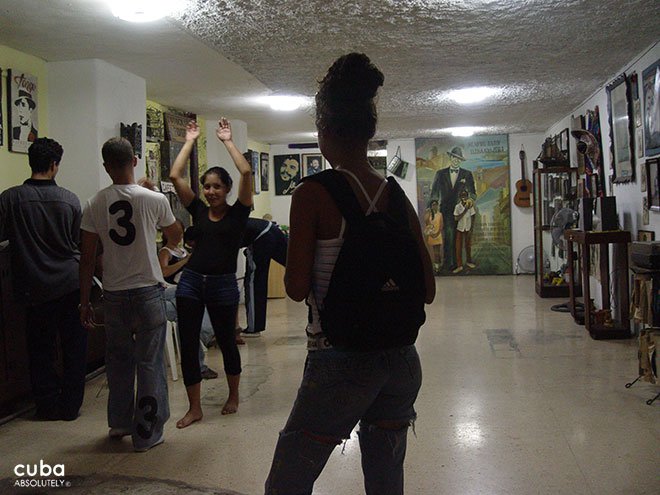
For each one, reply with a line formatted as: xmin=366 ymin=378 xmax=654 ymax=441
xmin=453 ymin=188 xmax=477 ymax=274
xmin=79 ymin=137 xmax=178 ymax=452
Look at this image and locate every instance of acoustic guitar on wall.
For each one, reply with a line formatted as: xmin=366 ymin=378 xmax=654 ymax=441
xmin=514 ymin=145 xmax=532 ymax=208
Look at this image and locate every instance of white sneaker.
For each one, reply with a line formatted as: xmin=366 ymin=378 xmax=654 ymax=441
xmin=452 ymin=266 xmax=464 ymax=274
xmin=109 ymin=427 xmax=131 ymax=438
xmin=466 ymin=262 xmax=476 ymax=269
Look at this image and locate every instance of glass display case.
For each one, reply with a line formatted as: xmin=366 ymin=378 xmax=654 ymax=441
xmin=532 ymin=161 xmax=582 ymax=298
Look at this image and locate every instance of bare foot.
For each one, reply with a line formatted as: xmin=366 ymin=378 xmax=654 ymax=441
xmin=176 ymin=409 xmax=203 ymax=429
xmin=235 ymin=335 xmax=246 ymax=345
xmin=221 ymin=397 xmax=238 ymax=415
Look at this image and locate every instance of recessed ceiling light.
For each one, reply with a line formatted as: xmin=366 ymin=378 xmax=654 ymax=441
xmin=448 ymin=87 xmax=499 ymax=104
xmin=109 ymin=0 xmax=180 ymax=23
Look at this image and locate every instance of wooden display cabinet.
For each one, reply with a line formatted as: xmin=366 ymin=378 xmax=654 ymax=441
xmin=532 ymin=162 xmax=582 ymax=298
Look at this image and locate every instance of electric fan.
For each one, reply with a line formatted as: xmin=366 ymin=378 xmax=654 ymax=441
xmin=550 ymin=207 xmax=579 ymax=254
xmin=516 ymin=246 xmax=535 ymax=274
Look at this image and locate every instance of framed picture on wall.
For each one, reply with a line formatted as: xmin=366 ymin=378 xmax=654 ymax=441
xmin=646 ymin=158 xmax=660 ymax=211
xmin=7 ymin=69 xmax=38 ymax=153
xmin=642 ymin=59 xmax=660 ymax=157
xmin=251 ymin=150 xmax=260 ymax=194
xmin=273 ymin=154 xmax=301 ymax=195
xmin=302 ymin=153 xmax=324 ymax=176
xmin=638 ymin=230 xmax=655 ymax=242
xmin=607 ymin=73 xmax=635 ymax=183
xmin=0 ymin=67 xmax=3 ymax=147
xmin=260 ymin=152 xmax=269 ymax=191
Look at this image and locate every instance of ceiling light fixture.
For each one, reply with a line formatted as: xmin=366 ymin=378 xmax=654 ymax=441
xmin=265 ymin=95 xmax=307 ymax=112
xmin=448 ymin=86 xmax=499 ymax=104
xmin=447 ymin=127 xmax=481 ymax=137
xmin=109 ymin=0 xmax=180 ymax=23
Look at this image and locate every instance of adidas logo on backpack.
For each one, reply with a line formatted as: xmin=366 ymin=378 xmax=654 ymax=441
xmin=303 ymin=170 xmax=426 ymax=351
xmin=381 ymin=278 xmax=399 ymax=292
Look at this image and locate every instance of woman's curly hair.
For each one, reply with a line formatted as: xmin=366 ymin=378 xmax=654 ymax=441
xmin=315 ymin=53 xmax=384 ymax=142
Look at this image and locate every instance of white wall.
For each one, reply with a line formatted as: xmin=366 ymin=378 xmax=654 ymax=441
xmin=508 ymin=133 xmax=544 ymax=266
xmin=48 ymin=59 xmax=146 ymax=203
xmin=269 ymin=140 xmax=421 ymax=227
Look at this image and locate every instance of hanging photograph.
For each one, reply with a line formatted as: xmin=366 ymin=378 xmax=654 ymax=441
xmin=607 ymin=73 xmax=635 ymax=182
xmin=260 ymin=152 xmax=269 ymax=191
xmin=7 ymin=69 xmax=38 ymax=153
xmin=274 ymin=154 xmax=301 ymax=195
xmin=642 ymin=59 xmax=660 ymax=157
xmin=646 ymin=157 xmax=660 ymax=211
xmin=416 ymin=135 xmax=511 ymax=276
xmin=302 ymin=153 xmax=324 ymax=176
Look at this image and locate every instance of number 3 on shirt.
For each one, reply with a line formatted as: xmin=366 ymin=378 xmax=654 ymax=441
xmin=109 ymin=200 xmax=136 ymax=246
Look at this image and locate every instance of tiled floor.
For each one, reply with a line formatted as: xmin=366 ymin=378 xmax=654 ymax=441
xmin=1 ymin=275 xmax=658 ymax=494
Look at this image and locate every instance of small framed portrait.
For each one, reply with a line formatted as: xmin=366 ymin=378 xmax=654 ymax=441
xmin=637 ymin=230 xmax=655 ymax=242
xmin=646 ymin=158 xmax=660 ymax=211
xmin=606 ymin=73 xmax=635 ymax=182
xmin=251 ymin=150 xmax=260 ymax=194
xmin=260 ymin=152 xmax=269 ymax=191
xmin=7 ymin=69 xmax=39 ymax=153
xmin=274 ymin=154 xmax=301 ymax=195
xmin=642 ymin=58 xmax=660 ymax=157
xmin=302 ymin=153 xmax=324 ymax=177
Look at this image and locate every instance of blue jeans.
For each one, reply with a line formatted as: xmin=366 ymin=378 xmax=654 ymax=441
xmin=103 ymin=285 xmax=170 ymax=451
xmin=176 ymin=268 xmax=241 ymax=386
xmin=265 ymin=345 xmax=422 ymax=495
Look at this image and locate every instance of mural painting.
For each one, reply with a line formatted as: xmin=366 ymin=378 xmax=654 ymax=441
xmin=416 ymin=135 xmax=511 ymax=276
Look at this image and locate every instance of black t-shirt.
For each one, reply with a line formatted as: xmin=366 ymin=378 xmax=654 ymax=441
xmin=185 ymin=197 xmax=251 ymax=275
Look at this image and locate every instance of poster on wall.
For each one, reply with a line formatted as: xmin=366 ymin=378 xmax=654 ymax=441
xmin=274 ymin=154 xmax=301 ymax=195
xmin=164 ymin=112 xmax=192 ymax=143
xmin=642 ymin=59 xmax=660 ymax=157
xmin=7 ymin=69 xmax=38 ymax=153
xmin=416 ymin=135 xmax=512 ymax=276
xmin=260 ymin=152 xmax=269 ymax=191
xmin=146 ymin=105 xmax=164 ymax=142
xmin=606 ymin=73 xmax=635 ymax=183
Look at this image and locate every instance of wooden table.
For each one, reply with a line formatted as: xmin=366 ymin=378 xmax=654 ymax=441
xmin=564 ymin=229 xmax=632 ymax=339
xmin=267 ymin=261 xmax=286 ymax=299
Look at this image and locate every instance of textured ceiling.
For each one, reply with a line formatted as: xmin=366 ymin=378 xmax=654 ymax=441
xmin=1 ymin=0 xmax=659 ymax=143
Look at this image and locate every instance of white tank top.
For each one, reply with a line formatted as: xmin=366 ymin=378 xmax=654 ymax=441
xmin=305 ymin=170 xmax=388 ymax=350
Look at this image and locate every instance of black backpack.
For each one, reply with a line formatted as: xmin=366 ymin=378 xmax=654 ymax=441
xmin=304 ymin=170 xmax=426 ymax=350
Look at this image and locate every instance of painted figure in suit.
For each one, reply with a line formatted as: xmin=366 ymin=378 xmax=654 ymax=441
xmin=12 ymin=90 xmax=38 ymax=142
xmin=430 ymin=146 xmax=475 ymax=271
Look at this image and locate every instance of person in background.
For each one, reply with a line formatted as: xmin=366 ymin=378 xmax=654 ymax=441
xmin=79 ymin=137 xmax=177 ymax=452
xmin=169 ymin=119 xmax=252 ymax=428
xmin=0 ymin=137 xmax=87 ymax=421
xmin=265 ymin=53 xmax=435 ymax=495
xmin=240 ymin=217 xmax=288 ymax=337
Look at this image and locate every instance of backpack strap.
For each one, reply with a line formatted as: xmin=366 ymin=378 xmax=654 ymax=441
xmin=302 ymin=170 xmax=366 ymax=226
xmin=337 ymin=169 xmax=388 ymax=215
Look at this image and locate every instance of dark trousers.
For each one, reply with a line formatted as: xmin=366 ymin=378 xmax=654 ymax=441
xmin=25 ymin=290 xmax=88 ymax=419
xmin=244 ymin=226 xmax=288 ymax=333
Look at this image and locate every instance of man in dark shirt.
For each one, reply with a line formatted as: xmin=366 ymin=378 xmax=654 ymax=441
xmin=240 ymin=217 xmax=288 ymax=336
xmin=0 ymin=138 xmax=87 ymax=421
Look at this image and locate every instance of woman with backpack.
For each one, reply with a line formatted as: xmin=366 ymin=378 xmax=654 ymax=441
xmin=265 ymin=53 xmax=435 ymax=495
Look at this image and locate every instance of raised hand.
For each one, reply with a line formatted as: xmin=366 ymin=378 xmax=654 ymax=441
xmin=216 ymin=117 xmax=232 ymax=142
xmin=186 ymin=121 xmax=200 ymax=141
